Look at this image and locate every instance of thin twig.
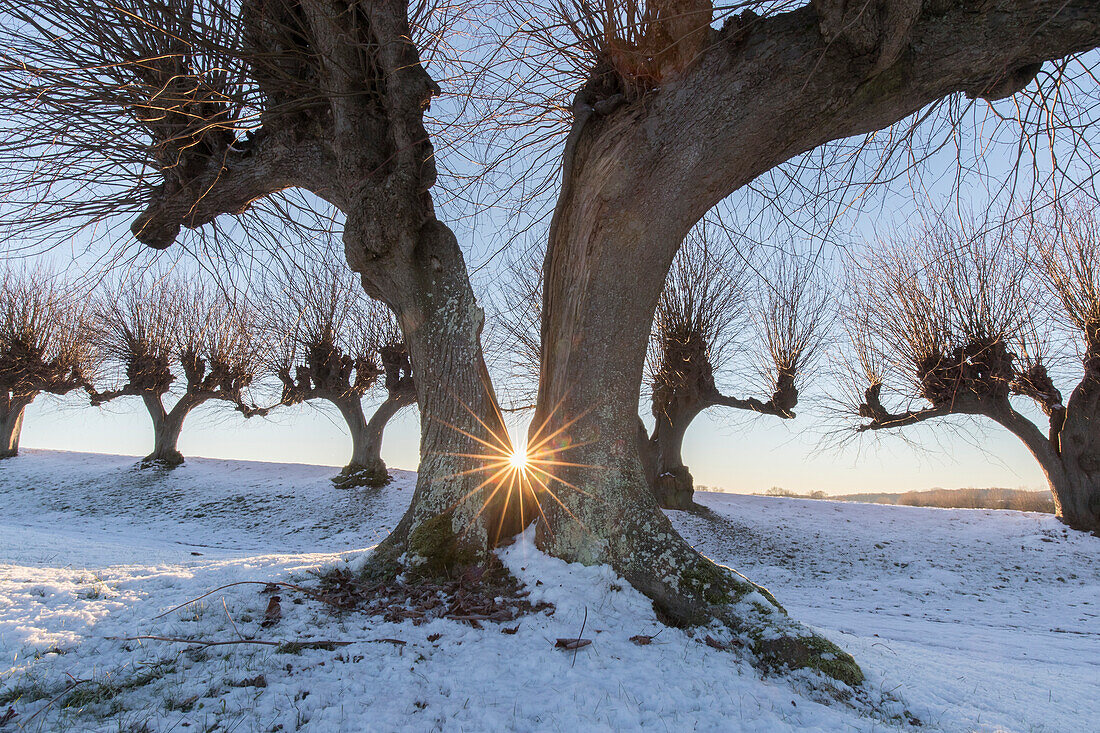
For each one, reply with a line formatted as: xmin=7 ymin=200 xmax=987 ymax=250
xmin=573 ymin=606 xmax=587 ymax=668
xmin=152 ymin=581 xmax=316 ymax=620
xmin=108 ymin=635 xmax=407 ymax=648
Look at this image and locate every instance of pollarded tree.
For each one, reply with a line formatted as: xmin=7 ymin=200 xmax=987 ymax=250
xmin=90 ymin=273 xmax=268 ymax=466
xmin=847 ymin=208 xmax=1100 ymax=532
xmin=643 ymin=233 xmax=829 ymax=509
xmin=3 ymin=0 xmax=1099 ymax=687
xmin=0 ymin=0 xmax=518 ymax=564
xmin=0 ymin=267 xmax=98 ymax=458
xmin=517 ymin=0 xmax=1100 ymax=679
xmin=267 ymin=257 xmax=415 ymax=488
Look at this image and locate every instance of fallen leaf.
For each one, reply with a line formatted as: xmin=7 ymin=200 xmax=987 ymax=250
xmin=704 ymin=635 xmax=728 ymax=650
xmin=629 ymin=634 xmax=653 ymax=645
xmin=501 ymin=626 xmax=520 ymax=635
xmin=233 ymin=675 xmax=267 ymax=688
xmin=554 ymin=638 xmax=591 ymax=650
xmin=261 ymin=595 xmax=282 ymax=628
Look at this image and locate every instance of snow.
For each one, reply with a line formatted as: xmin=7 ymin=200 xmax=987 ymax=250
xmin=0 ymin=450 xmax=1097 ymax=731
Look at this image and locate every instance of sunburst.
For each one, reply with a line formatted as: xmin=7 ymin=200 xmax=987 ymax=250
xmin=432 ymin=390 xmax=601 ymax=543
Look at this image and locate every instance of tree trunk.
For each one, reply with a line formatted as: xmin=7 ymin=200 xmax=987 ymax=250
xmin=0 ymin=396 xmax=29 ymax=459
xmin=991 ymin=405 xmax=1100 ymax=532
xmin=331 ymin=396 xmax=384 ymax=488
xmin=532 ymin=155 xmax=862 ymax=683
xmin=141 ymin=393 xmax=192 ymax=467
xmin=1051 ymin=466 xmax=1100 ymax=533
xmin=649 ymin=403 xmax=705 ymax=510
xmin=332 ymin=388 xmax=415 ymax=489
xmin=357 ymin=221 xmax=528 ymax=576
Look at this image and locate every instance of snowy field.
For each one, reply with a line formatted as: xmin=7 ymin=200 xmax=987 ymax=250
xmin=0 ymin=450 xmax=1096 ymax=732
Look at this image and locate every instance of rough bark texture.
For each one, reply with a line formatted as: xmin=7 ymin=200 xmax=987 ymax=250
xmin=534 ymin=0 xmax=1100 ymax=681
xmin=0 ymin=396 xmax=29 ymax=459
xmin=129 ymin=0 xmax=521 ymax=569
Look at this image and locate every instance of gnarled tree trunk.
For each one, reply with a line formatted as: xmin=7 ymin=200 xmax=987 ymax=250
xmin=141 ymin=393 xmax=195 ymax=467
xmin=359 ymin=223 xmax=529 ymax=575
xmin=332 ymin=385 xmax=416 ymax=489
xmin=1053 ymin=379 xmax=1100 ymax=531
xmin=527 ymin=0 xmax=1100 ymax=681
xmin=649 ymin=401 xmax=705 ymax=510
xmin=1 ymin=396 xmax=29 ymax=459
xmin=531 ymin=165 xmax=863 ymax=679
xmin=332 ymin=396 xmax=384 ymax=488
xmin=994 ymin=397 xmax=1100 ymax=533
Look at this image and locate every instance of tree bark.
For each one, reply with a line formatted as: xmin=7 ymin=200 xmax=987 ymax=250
xmin=532 ymin=180 xmax=865 ymax=682
xmin=531 ymin=1 xmax=1100 ymax=681
xmin=141 ymin=393 xmax=197 ymax=467
xmin=360 ymin=222 xmax=528 ymax=575
xmin=649 ymin=402 xmax=705 ymax=510
xmin=331 ymin=396 xmax=383 ymax=488
xmin=993 ymin=399 xmax=1100 ymax=533
xmin=0 ymin=396 xmax=30 ymax=459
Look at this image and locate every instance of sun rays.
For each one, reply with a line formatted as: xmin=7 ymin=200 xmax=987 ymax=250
xmin=432 ymin=391 xmax=601 ymax=543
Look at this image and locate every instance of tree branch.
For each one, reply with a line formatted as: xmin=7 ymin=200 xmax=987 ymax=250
xmin=856 ymin=382 xmax=953 ymax=431
xmin=133 ymin=133 xmax=334 ymax=249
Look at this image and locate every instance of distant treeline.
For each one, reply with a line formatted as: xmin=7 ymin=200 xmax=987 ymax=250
xmin=749 ymin=486 xmax=1055 ymax=513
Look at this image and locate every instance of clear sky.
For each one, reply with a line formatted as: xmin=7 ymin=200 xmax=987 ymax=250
xmin=10 ymin=38 xmax=1096 ymax=498
xmin=18 ymin=368 xmax=1047 ymax=496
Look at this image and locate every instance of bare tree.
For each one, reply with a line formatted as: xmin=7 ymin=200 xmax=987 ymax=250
xmin=520 ymin=0 xmax=1100 ymax=682
xmin=643 ymin=233 xmax=829 ymax=509
xmin=0 ymin=0 xmax=518 ymax=569
xmin=0 ymin=267 xmax=98 ymax=458
xmin=3 ymin=0 xmax=1099 ymax=686
xmin=849 ymin=204 xmax=1100 ymax=533
xmin=266 ymin=255 xmax=415 ymax=488
xmin=89 ymin=272 xmax=267 ymax=466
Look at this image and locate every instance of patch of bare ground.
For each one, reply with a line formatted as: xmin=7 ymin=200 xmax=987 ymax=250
xmin=315 ymin=558 xmax=554 ymax=629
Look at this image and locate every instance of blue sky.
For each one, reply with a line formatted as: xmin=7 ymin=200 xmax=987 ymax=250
xmin=9 ymin=38 xmax=1099 ymax=497
xmin=18 ymin=375 xmax=1047 ymax=495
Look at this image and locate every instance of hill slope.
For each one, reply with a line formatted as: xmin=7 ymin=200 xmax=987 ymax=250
xmin=0 ymin=450 xmax=1097 ymax=731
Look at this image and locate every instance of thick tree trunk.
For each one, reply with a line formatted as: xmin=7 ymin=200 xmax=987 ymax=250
xmin=331 ymin=397 xmax=386 ymax=488
xmin=1051 ymin=467 xmax=1100 ymax=533
xmin=649 ymin=403 xmax=704 ymax=510
xmin=141 ymin=393 xmax=192 ymax=467
xmin=0 ymin=397 xmax=29 ymax=459
xmin=1054 ymin=382 xmax=1100 ymax=532
xmin=533 ymin=165 xmax=862 ymax=683
xmin=358 ymin=222 xmax=527 ymax=576
xmin=992 ymin=405 xmax=1100 ymax=532
xmin=525 ymin=0 xmax=1100 ymax=680
xmin=332 ymin=388 xmax=416 ymax=489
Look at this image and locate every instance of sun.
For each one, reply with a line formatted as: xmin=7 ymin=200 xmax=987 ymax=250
xmin=432 ymin=393 xmax=600 ymax=543
xmin=507 ymin=447 xmax=529 ymax=471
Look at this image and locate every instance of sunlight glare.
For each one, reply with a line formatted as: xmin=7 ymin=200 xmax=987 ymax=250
xmin=507 ymin=447 xmax=529 ymax=471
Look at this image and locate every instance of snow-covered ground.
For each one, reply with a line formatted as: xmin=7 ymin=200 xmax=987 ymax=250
xmin=0 ymin=450 xmax=1096 ymax=731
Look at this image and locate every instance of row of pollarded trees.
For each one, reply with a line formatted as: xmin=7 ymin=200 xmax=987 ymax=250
xmin=0 ymin=259 xmax=414 ymax=486
xmin=1 ymin=0 xmax=1096 ymax=688
xmin=848 ymin=203 xmax=1100 ymax=533
xmin=499 ymin=201 xmax=1100 ymax=532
